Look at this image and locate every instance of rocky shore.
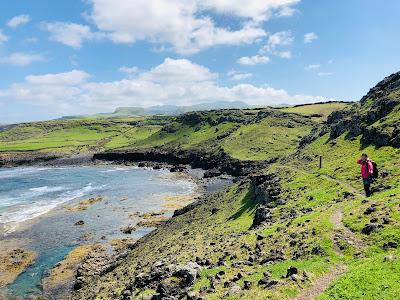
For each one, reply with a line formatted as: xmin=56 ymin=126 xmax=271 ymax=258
xmin=0 ymin=145 xmax=275 ymax=299
xmin=0 ymin=239 xmax=37 ymax=287
xmin=93 ymin=148 xmax=269 ymax=177
xmin=0 ymin=152 xmax=94 ymax=168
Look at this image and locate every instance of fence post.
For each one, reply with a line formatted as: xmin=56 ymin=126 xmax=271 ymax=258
xmin=319 ymin=155 xmax=322 ymax=169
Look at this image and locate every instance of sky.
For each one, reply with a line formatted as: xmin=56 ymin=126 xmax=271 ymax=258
xmin=0 ymin=0 xmax=400 ymax=123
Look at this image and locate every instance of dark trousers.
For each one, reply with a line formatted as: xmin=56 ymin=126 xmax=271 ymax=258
xmin=363 ymin=178 xmax=372 ymax=197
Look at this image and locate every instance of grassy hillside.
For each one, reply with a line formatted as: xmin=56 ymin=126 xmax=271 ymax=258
xmin=0 ymin=103 xmax=345 ymax=156
xmin=280 ymin=102 xmax=350 ymax=121
xmin=0 ymin=84 xmax=399 ymax=300
xmin=68 ymin=75 xmax=399 ymax=299
xmin=0 ymin=117 xmax=167 ymax=153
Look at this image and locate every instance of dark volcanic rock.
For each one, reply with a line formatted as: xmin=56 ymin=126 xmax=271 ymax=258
xmin=174 ymin=262 xmax=201 ymax=286
xmin=361 ymin=223 xmax=380 ymax=235
xmin=383 ymin=242 xmax=398 ymax=250
xmin=93 ymin=149 xmax=267 ymax=177
xmin=364 ymin=205 xmax=377 ymax=215
xmin=285 ymin=266 xmax=298 ymax=278
xmin=252 ymin=206 xmax=272 ymax=227
xmin=299 ymin=71 xmax=400 ymax=148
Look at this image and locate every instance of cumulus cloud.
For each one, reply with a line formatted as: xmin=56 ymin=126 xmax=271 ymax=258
xmin=0 ymin=30 xmax=8 ymax=44
xmin=85 ymin=0 xmax=300 ymax=54
xmin=0 ymin=58 xmax=337 ymax=115
xmin=26 ymin=70 xmax=90 ymax=85
xmin=139 ymin=58 xmax=217 ymax=82
xmin=227 ymin=71 xmax=253 ymax=81
xmin=238 ymin=55 xmax=270 ymax=65
xmin=41 ymin=22 xmax=99 ymax=48
xmin=0 ymin=52 xmax=45 ymax=66
xmin=7 ymin=14 xmax=31 ymax=28
xmin=261 ymin=31 xmax=294 ymax=58
xmin=304 ymin=32 xmax=318 ymax=43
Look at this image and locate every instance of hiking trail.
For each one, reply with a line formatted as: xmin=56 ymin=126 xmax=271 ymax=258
xmin=292 ymin=264 xmax=347 ymax=300
xmin=286 ymin=166 xmax=367 ymax=300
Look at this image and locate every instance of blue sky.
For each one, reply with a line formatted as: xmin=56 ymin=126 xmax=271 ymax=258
xmin=1 ymin=0 xmax=400 ymax=123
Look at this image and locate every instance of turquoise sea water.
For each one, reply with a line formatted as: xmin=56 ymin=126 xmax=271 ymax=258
xmin=0 ymin=166 xmax=196 ymax=298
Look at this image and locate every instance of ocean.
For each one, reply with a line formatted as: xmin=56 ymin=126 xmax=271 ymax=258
xmin=0 ymin=165 xmax=196 ymax=297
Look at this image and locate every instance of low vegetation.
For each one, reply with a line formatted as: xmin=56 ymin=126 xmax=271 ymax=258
xmin=0 ymin=72 xmax=399 ymax=300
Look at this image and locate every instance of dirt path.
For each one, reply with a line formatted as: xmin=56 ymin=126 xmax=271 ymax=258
xmin=331 ymin=208 xmax=365 ymax=255
xmin=319 ymin=173 xmax=364 ymax=198
xmin=281 ymin=165 xmax=364 ymax=198
xmin=285 ymin=166 xmax=367 ymax=300
xmin=291 ymin=208 xmax=366 ymax=300
xmin=293 ymin=264 xmax=348 ymax=300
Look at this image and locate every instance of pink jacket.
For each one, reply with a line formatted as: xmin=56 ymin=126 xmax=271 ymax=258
xmin=357 ymin=159 xmax=373 ymax=179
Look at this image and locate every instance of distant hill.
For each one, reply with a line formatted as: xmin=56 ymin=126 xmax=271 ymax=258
xmin=61 ymin=101 xmax=249 ymax=119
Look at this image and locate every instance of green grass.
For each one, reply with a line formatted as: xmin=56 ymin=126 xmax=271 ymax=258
xmin=296 ymin=134 xmax=400 ymax=190
xmin=104 ymin=126 xmax=161 ymax=149
xmin=129 ymin=122 xmax=238 ymax=151
xmin=280 ymin=102 xmax=350 ymax=121
xmin=222 ymin=117 xmax=312 ymax=161
xmin=0 ymin=119 xmax=162 ymax=153
xmin=319 ymin=255 xmax=400 ymax=300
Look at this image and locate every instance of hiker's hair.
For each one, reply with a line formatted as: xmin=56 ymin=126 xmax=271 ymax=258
xmin=361 ymin=153 xmax=368 ymax=157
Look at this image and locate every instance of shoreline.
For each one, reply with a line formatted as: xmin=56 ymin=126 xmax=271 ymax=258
xmin=0 ymin=162 xmax=234 ymax=299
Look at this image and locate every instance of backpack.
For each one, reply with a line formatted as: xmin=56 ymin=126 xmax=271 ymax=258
xmin=371 ymin=161 xmax=379 ymax=178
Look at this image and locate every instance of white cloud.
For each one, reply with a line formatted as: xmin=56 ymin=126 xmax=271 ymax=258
xmin=139 ymin=58 xmax=217 ymax=83
xmin=305 ymin=64 xmax=320 ymax=71
xmin=276 ymin=6 xmax=297 ymax=17
xmin=119 ymin=66 xmax=139 ymax=74
xmin=304 ymin=32 xmax=318 ymax=43
xmin=275 ymin=50 xmax=292 ymax=59
xmin=261 ymin=31 xmax=293 ymax=59
xmin=41 ymin=22 xmax=97 ymax=48
xmin=7 ymin=14 xmax=31 ymax=28
xmin=0 ymin=30 xmax=9 ymax=44
xmin=200 ymin=0 xmax=300 ymax=22
xmin=227 ymin=70 xmax=253 ymax=80
xmin=0 ymin=58 xmax=338 ymax=115
xmin=238 ymin=55 xmax=270 ymax=65
xmin=86 ymin=0 xmax=300 ymax=54
xmin=25 ymin=70 xmax=90 ymax=85
xmin=0 ymin=52 xmax=45 ymax=66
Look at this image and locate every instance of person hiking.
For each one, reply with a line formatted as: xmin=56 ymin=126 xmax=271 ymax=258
xmin=357 ymin=153 xmax=374 ymax=197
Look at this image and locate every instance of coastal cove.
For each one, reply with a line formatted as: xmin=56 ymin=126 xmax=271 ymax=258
xmin=0 ymin=164 xmax=231 ymax=299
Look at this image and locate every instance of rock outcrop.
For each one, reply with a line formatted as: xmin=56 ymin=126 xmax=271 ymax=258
xmin=300 ymin=71 xmax=400 ymax=148
xmin=94 ymin=149 xmax=268 ymax=177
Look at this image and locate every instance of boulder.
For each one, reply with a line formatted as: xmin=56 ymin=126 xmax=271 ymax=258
xmin=174 ymin=262 xmax=201 ymax=286
xmin=285 ymin=266 xmax=298 ymax=278
xmin=361 ymin=223 xmax=379 ymax=235
xmin=252 ymin=206 xmax=272 ymax=227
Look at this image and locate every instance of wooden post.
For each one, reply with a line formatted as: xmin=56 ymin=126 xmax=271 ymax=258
xmin=319 ymin=155 xmax=322 ymax=169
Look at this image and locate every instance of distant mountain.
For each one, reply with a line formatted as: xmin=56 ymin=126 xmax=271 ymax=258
xmin=61 ymin=101 xmax=249 ymax=119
